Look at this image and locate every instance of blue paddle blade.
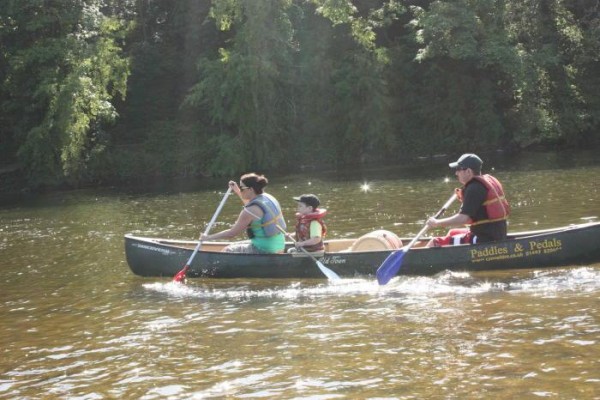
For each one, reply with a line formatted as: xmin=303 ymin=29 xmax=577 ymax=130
xmin=376 ymin=250 xmax=406 ymax=285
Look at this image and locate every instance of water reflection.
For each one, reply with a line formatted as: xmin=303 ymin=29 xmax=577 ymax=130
xmin=1 ymin=152 xmax=599 ymax=399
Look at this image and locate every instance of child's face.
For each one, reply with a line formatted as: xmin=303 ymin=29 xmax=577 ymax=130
xmin=296 ymin=202 xmax=313 ymax=215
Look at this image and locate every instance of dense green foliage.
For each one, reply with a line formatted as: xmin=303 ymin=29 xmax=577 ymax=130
xmin=1 ymin=0 xmax=599 ymax=188
xmin=0 ymin=0 xmax=131 ymax=185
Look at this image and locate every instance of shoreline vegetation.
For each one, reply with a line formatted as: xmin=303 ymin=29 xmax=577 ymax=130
xmin=2 ymin=147 xmax=598 ymax=206
xmin=2 ymin=1 xmax=599 ymax=200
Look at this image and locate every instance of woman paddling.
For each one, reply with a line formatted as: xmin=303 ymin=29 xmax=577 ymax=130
xmin=201 ymin=173 xmax=287 ymax=253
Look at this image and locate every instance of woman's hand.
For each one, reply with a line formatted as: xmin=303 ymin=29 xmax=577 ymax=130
xmin=200 ymin=233 xmax=213 ymax=241
xmin=229 ymin=180 xmax=241 ymax=196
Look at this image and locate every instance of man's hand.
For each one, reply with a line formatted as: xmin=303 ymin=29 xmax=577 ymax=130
xmin=426 ymin=217 xmax=440 ymax=228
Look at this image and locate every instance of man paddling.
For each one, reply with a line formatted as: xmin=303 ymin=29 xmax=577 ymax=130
xmin=426 ymin=153 xmax=510 ymax=246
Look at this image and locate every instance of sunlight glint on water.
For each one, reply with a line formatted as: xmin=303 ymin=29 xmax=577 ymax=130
xmin=1 ymin=153 xmax=599 ymax=398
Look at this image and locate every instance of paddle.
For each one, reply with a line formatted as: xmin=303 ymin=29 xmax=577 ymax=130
xmin=275 ymin=225 xmax=341 ymax=281
xmin=172 ymin=186 xmax=233 ymax=283
xmin=376 ymin=193 xmax=458 ymax=285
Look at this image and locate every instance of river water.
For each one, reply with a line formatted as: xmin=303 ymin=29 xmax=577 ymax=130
xmin=1 ymin=151 xmax=599 ymax=399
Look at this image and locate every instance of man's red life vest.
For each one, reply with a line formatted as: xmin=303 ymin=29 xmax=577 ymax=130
xmin=295 ymin=209 xmax=327 ymax=252
xmin=456 ymin=174 xmax=510 ymax=226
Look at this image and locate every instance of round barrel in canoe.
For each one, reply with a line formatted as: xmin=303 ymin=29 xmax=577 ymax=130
xmin=351 ymin=230 xmax=403 ymax=252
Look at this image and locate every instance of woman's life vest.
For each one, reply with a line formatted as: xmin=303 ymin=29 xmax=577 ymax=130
xmin=245 ymin=193 xmax=287 ymax=238
xmin=456 ymin=174 xmax=510 ymax=226
xmin=295 ymin=209 xmax=327 ymax=252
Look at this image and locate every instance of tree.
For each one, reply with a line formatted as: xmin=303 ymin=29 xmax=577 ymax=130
xmin=185 ymin=0 xmax=298 ymax=175
xmin=0 ymin=0 xmax=130 ymax=185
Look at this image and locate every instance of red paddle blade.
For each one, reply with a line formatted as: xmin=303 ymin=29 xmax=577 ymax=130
xmin=172 ymin=265 xmax=190 ymax=283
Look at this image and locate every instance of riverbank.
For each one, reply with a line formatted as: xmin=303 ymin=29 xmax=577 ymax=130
xmin=2 ymin=147 xmax=599 ymax=206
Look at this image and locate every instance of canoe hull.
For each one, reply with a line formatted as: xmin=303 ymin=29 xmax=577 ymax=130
xmin=125 ymin=222 xmax=600 ymax=279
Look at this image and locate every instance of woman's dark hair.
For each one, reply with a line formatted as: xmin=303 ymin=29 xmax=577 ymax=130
xmin=240 ymin=173 xmax=268 ymax=194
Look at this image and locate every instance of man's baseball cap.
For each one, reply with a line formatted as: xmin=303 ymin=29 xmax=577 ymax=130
xmin=449 ymin=153 xmax=483 ymax=170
